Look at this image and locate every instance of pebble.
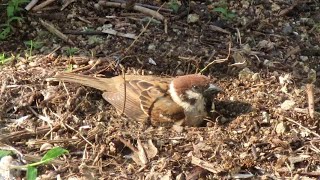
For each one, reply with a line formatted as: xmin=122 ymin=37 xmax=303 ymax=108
xmin=282 ymin=24 xmax=293 ymax=35
xmin=299 ymin=56 xmax=308 ymax=61
xmin=280 ymin=100 xmax=295 ymax=110
xmin=94 ymin=3 xmax=100 ymax=10
xmin=187 ymin=14 xmax=199 ymax=23
xmin=276 ymin=122 xmax=287 ymax=134
xmin=29 ymin=61 xmax=37 ymax=67
xmin=148 ymin=44 xmax=156 ymax=51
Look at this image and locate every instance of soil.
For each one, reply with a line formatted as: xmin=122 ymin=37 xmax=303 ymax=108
xmin=0 ymin=0 xmax=320 ymax=179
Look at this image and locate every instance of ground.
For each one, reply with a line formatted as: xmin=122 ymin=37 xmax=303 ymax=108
xmin=0 ymin=0 xmax=320 ymax=179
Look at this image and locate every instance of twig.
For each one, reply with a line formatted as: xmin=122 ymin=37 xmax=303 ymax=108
xmin=299 ymin=171 xmax=320 ymax=177
xmin=0 ymin=126 xmax=60 ymax=142
xmin=63 ymin=30 xmax=106 ymax=35
xmin=40 ymin=19 xmax=75 ymax=46
xmin=28 ymin=106 xmax=54 ymax=125
xmin=209 ymin=24 xmax=231 ymax=35
xmin=110 ymin=0 xmax=172 ymax=12
xmin=0 ymin=79 xmax=7 ymax=96
xmin=124 ymin=2 xmax=166 ymax=53
xmin=64 ymin=123 xmax=94 ymax=147
xmin=121 ymin=68 xmax=126 ymax=115
xmin=63 ymin=30 xmax=105 ymax=35
xmin=61 ymin=0 xmax=76 ymax=10
xmin=199 ymin=43 xmax=231 ymax=74
xmin=278 ymin=0 xmax=302 ymax=16
xmin=306 ymin=84 xmax=315 ymax=119
xmin=98 ymin=1 xmax=165 ymax=21
xmin=32 ymin=0 xmax=55 ymax=11
xmin=102 ymin=29 xmax=137 ymax=39
xmin=236 ymin=28 xmax=241 ymax=45
xmin=25 ymin=0 xmax=39 ymax=11
xmin=116 ymin=136 xmax=138 ymax=152
xmin=191 ymin=155 xmax=220 ymax=174
xmin=282 ymin=116 xmax=320 ymax=138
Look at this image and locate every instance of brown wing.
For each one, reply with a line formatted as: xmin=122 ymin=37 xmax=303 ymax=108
xmin=149 ymin=94 xmax=185 ymax=126
xmin=139 ymin=85 xmax=185 ymax=126
xmin=102 ymin=79 xmax=155 ymax=122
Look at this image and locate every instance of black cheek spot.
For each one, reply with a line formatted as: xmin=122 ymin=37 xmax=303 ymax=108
xmin=188 ymin=98 xmax=197 ymax=105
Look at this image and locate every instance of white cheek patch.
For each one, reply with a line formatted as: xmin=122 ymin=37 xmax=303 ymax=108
xmin=169 ymin=82 xmax=205 ymax=112
xmin=169 ymin=82 xmax=192 ymax=110
xmin=185 ymin=89 xmax=202 ymax=99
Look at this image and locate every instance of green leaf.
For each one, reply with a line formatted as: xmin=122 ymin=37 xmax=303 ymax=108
xmin=27 ymin=166 xmax=37 ymax=180
xmin=0 ymin=26 xmax=12 ymax=40
xmin=7 ymin=5 xmax=15 ymax=18
xmin=213 ymin=7 xmax=228 ymax=15
xmin=41 ymin=147 xmax=68 ymax=163
xmin=24 ymin=40 xmax=43 ymax=49
xmin=0 ymin=150 xmax=13 ymax=158
xmin=168 ymin=0 xmax=180 ymax=13
xmin=7 ymin=16 xmax=24 ymax=23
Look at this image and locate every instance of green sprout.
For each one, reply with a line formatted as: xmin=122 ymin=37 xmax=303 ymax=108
xmin=211 ymin=1 xmax=236 ymax=21
xmin=168 ymin=0 xmax=180 ymax=13
xmin=0 ymin=147 xmax=68 ymax=180
xmin=0 ymin=0 xmax=30 ymax=40
xmin=0 ymin=53 xmax=15 ymax=65
xmin=66 ymin=47 xmax=79 ymax=56
xmin=24 ymin=40 xmax=43 ymax=57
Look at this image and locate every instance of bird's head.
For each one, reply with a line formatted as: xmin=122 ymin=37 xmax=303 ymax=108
xmin=169 ymin=74 xmax=221 ymax=110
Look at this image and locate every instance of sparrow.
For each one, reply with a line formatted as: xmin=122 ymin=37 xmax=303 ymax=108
xmin=50 ymin=73 xmax=221 ymax=126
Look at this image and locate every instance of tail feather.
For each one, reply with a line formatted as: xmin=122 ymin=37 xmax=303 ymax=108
xmin=51 ymin=72 xmax=112 ymax=91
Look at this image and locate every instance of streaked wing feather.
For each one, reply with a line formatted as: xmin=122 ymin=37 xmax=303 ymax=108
xmin=102 ymin=91 xmax=148 ymax=122
xmin=102 ymin=79 xmax=156 ymax=122
xmin=140 ymin=87 xmax=165 ymax=114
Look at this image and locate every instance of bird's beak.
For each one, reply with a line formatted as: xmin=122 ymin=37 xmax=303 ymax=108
xmin=205 ymin=84 xmax=223 ymax=93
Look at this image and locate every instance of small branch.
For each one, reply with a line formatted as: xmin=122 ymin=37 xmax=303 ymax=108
xmin=61 ymin=0 xmax=77 ymax=10
xmin=191 ymin=155 xmax=220 ymax=174
xmin=110 ymin=0 xmax=172 ymax=12
xmin=111 ymin=0 xmax=173 ymax=13
xmin=25 ymin=0 xmax=39 ymax=11
xmin=40 ymin=19 xmax=75 ymax=46
xmin=282 ymin=115 xmax=320 ymax=138
xmin=63 ymin=30 xmax=106 ymax=35
xmin=121 ymin=68 xmax=126 ymax=115
xmin=102 ymin=29 xmax=137 ymax=39
xmin=306 ymin=84 xmax=315 ymax=119
xmin=278 ymin=0 xmax=302 ymax=16
xmin=124 ymin=2 xmax=166 ymax=53
xmin=116 ymin=136 xmax=138 ymax=152
xmin=32 ymin=0 xmax=55 ymax=11
xmin=199 ymin=43 xmax=231 ymax=74
xmin=209 ymin=24 xmax=231 ymax=35
xmin=98 ymin=1 xmax=165 ymax=22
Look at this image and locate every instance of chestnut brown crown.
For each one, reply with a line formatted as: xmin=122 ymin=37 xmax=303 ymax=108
xmin=171 ymin=74 xmax=211 ymax=95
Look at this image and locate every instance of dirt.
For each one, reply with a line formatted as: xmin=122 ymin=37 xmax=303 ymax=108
xmin=0 ymin=0 xmax=320 ymax=179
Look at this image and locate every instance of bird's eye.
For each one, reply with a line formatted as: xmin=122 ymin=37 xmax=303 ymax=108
xmin=192 ymin=85 xmax=200 ymax=91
